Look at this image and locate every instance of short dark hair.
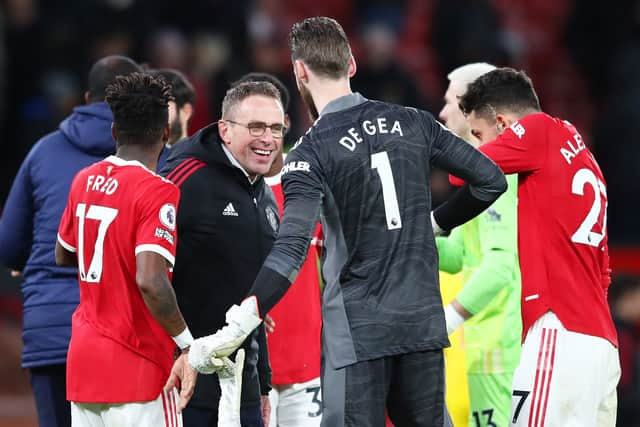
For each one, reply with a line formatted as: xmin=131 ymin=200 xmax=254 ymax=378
xmin=289 ymin=17 xmax=351 ymax=79
xmin=87 ymin=55 xmax=142 ymax=102
xmin=149 ymin=68 xmax=196 ymax=108
xmin=221 ymin=81 xmax=282 ymax=119
xmin=232 ymin=72 xmax=290 ymax=112
xmin=458 ymin=67 xmax=541 ymax=122
xmin=105 ymin=72 xmax=173 ymax=146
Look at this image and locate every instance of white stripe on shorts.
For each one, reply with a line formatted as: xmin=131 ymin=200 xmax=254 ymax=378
xmin=527 ymin=327 xmax=557 ymax=427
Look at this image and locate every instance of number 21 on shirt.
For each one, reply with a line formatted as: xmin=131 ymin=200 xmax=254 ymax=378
xmin=75 ymin=203 xmax=118 ymax=283
xmin=570 ymin=168 xmax=607 ymax=248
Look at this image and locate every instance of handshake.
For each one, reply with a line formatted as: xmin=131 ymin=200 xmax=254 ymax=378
xmin=165 ymin=297 xmax=262 ymax=424
xmin=188 ymin=296 xmax=262 ymax=375
xmin=186 ymin=297 xmax=262 ymax=426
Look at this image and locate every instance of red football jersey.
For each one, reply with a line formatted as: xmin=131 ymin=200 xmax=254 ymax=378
xmin=480 ymin=113 xmax=617 ymax=346
xmin=265 ymin=172 xmax=322 ymax=385
xmin=57 ymin=156 xmax=180 ymax=402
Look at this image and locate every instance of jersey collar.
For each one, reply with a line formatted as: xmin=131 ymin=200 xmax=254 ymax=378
xmin=104 ymin=155 xmax=151 ymax=172
xmin=321 ymin=92 xmax=368 ymax=116
xmin=221 ymin=144 xmax=258 ymax=185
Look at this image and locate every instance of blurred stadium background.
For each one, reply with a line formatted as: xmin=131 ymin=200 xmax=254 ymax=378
xmin=0 ymin=0 xmax=639 ymax=425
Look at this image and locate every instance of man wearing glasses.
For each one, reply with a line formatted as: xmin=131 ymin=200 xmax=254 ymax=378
xmin=160 ymin=81 xmax=285 ymax=427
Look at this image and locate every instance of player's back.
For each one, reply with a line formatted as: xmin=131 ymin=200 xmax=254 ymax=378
xmin=59 ymin=155 xmax=178 ymax=401
xmin=288 ymin=98 xmax=456 ymax=365
xmin=69 ymin=157 xmax=171 ymax=339
xmin=541 ymin=115 xmax=614 ymax=344
xmin=486 ymin=113 xmax=616 ymax=345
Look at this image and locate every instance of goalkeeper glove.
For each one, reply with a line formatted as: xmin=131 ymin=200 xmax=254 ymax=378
xmin=188 ymin=297 xmax=262 ymax=374
xmin=217 ymin=349 xmax=245 ymax=427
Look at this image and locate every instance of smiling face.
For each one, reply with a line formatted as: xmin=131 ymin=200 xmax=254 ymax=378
xmin=219 ymin=95 xmax=284 ymax=178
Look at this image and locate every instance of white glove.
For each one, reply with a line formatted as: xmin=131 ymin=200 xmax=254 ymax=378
xmin=444 ymin=304 xmax=465 ymax=335
xmin=217 ymin=349 xmax=245 ymax=427
xmin=431 ymin=211 xmax=445 ymax=237
xmin=188 ymin=297 xmax=262 ymax=374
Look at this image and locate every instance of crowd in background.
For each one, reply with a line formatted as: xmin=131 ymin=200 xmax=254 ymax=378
xmin=1 ymin=0 xmax=640 ymax=424
xmin=2 ymin=0 xmax=640 ymax=245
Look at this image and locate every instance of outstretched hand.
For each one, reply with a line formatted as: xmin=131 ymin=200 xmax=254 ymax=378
xmin=164 ymin=352 xmax=197 ymax=412
xmin=188 ymin=298 xmax=262 ymax=374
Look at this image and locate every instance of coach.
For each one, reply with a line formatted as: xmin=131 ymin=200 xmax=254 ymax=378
xmin=161 ymin=80 xmax=285 ymax=427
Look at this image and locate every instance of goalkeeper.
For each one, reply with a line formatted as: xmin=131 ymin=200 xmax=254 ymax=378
xmin=187 ymin=17 xmax=509 ymax=427
xmin=437 ymin=62 xmax=522 ymax=427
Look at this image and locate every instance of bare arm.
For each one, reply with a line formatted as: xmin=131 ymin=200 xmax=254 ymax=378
xmin=451 ymin=299 xmax=473 ymax=319
xmin=136 ymin=251 xmax=187 ymax=337
xmin=55 ymin=240 xmax=76 ymax=267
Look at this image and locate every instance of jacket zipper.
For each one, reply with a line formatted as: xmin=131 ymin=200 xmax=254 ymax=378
xmin=249 ymin=184 xmax=263 ymax=259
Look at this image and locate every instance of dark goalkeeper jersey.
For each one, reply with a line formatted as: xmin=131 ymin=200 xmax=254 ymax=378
xmin=250 ymin=93 xmax=506 ymax=369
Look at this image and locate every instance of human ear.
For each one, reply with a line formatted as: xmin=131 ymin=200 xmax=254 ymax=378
xmin=218 ymin=119 xmax=232 ymax=144
xmin=495 ymin=114 xmax=508 ymax=133
xmin=162 ymin=124 xmax=170 ymax=143
xmin=294 ymin=60 xmax=308 ymax=84
xmin=347 ymin=54 xmax=357 ymax=78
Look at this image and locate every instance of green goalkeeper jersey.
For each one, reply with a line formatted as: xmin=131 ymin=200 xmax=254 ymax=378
xmin=437 ymin=174 xmax=521 ymax=374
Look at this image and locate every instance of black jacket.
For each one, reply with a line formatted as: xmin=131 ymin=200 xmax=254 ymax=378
xmin=160 ymin=123 xmax=278 ymax=409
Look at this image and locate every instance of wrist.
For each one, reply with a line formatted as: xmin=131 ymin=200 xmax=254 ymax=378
xmin=174 ymin=345 xmax=190 ymax=360
xmin=444 ymin=304 xmax=465 ymax=335
xmin=172 ymin=327 xmax=194 ymax=350
xmin=226 ymin=297 xmax=262 ymax=333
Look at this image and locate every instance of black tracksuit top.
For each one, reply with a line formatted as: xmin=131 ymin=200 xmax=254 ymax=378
xmin=160 ymin=123 xmax=278 ymax=409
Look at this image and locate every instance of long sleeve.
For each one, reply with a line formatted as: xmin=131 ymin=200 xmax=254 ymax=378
xmin=424 ymin=112 xmax=507 ymax=231
xmin=436 ymin=227 xmax=464 ymax=274
xmin=456 ymin=174 xmax=519 ymax=315
xmin=0 ymin=155 xmax=35 ymax=269
xmin=248 ymin=144 xmax=324 ymax=317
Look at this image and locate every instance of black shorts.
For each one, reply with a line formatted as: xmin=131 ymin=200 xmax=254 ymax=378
xmin=321 ymin=349 xmax=451 ymax=427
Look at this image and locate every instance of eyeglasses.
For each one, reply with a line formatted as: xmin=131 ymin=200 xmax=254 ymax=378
xmin=226 ymin=120 xmax=286 ymax=138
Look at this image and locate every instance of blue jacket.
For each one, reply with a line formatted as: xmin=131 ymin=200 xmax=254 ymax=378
xmin=0 ymin=102 xmax=116 ymax=368
xmin=157 ymin=144 xmax=171 ymax=172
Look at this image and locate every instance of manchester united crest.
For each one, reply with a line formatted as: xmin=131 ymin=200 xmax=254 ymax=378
xmin=265 ymin=206 xmax=279 ymax=233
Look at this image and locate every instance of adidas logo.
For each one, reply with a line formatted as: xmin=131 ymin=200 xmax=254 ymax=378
xmin=222 ymin=202 xmax=238 ymax=217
